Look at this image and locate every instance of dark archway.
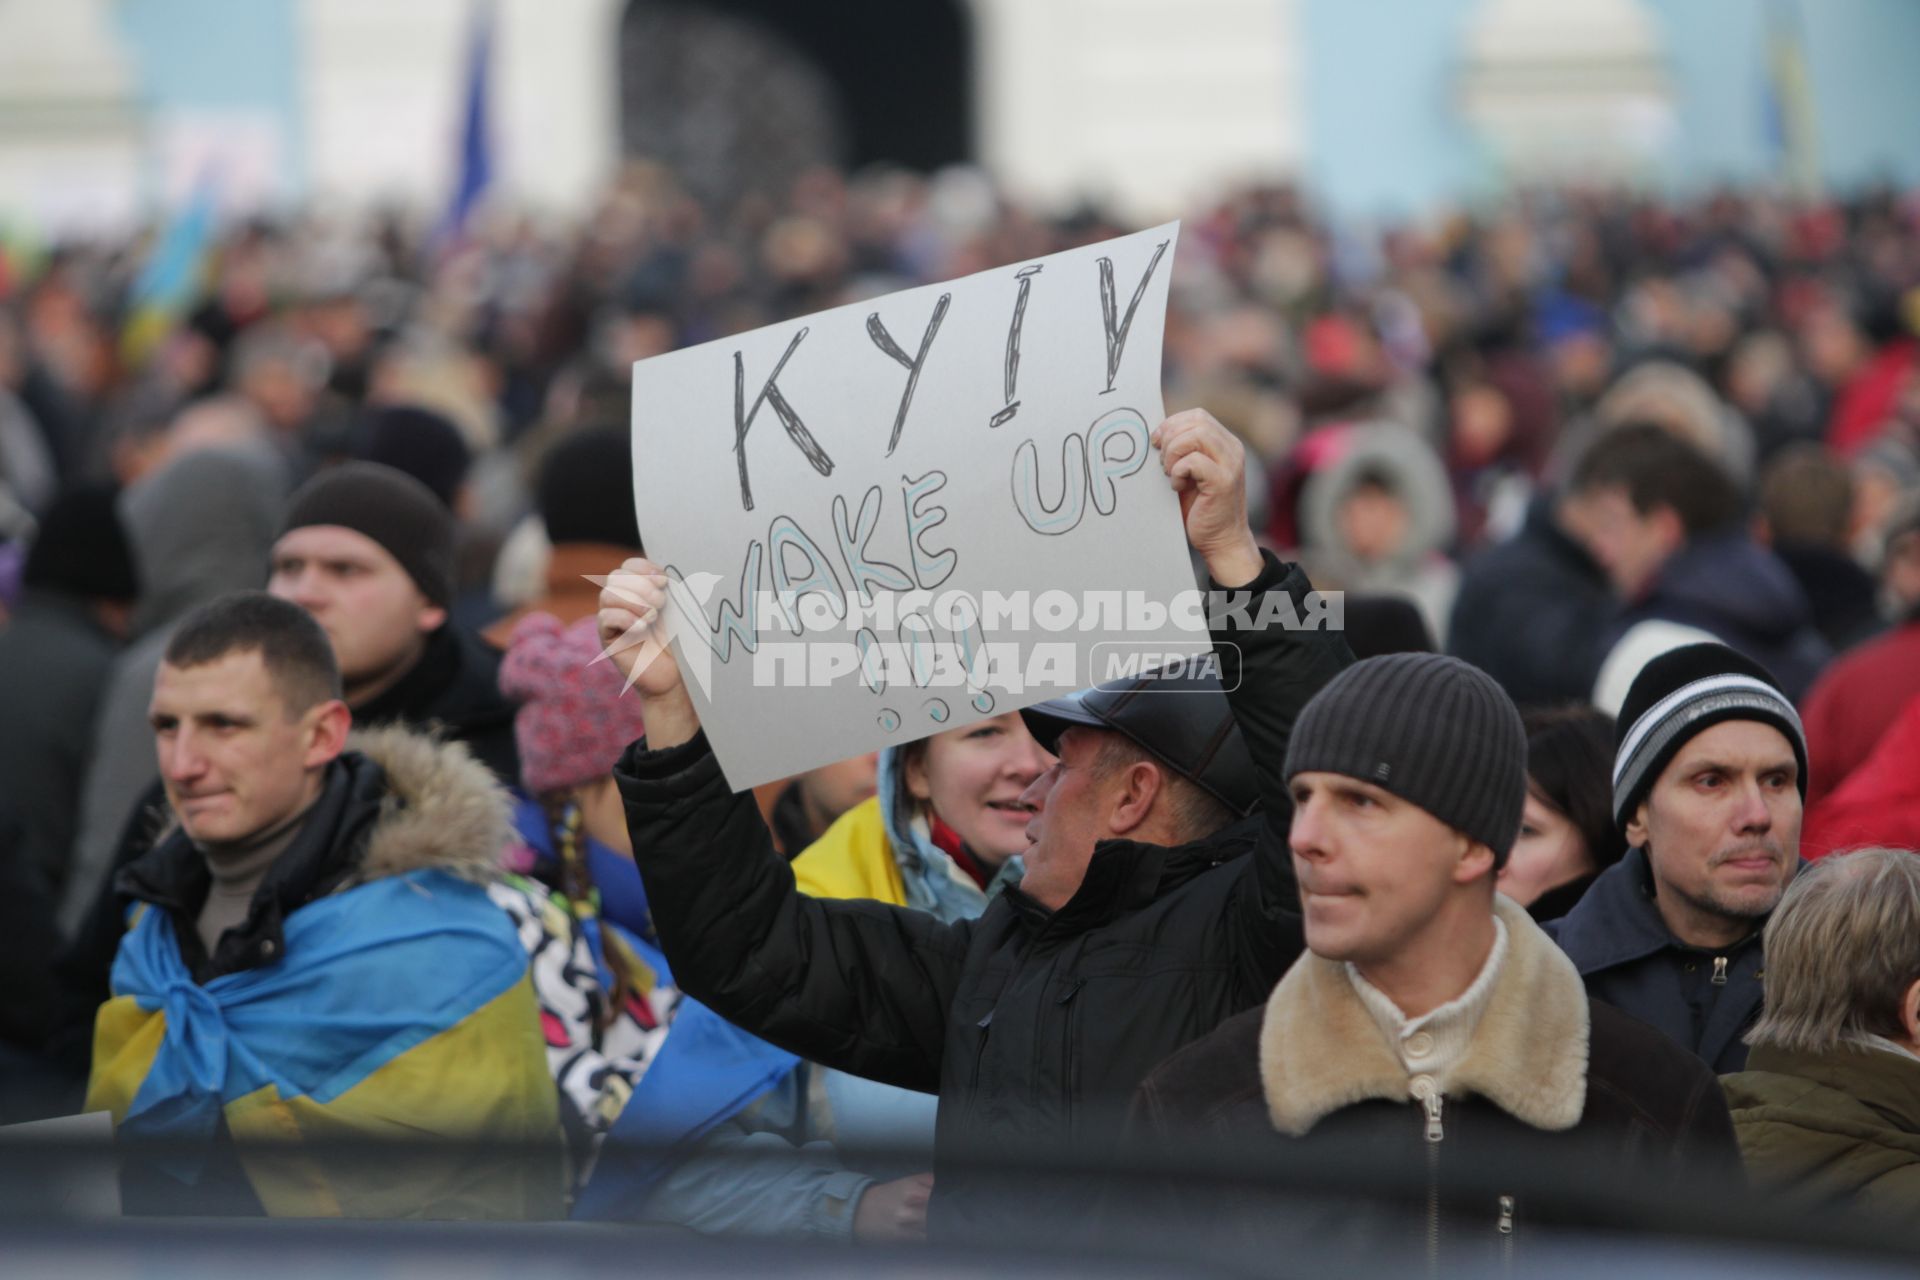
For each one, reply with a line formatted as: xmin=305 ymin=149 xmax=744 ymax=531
xmin=619 ymin=0 xmax=972 ymax=204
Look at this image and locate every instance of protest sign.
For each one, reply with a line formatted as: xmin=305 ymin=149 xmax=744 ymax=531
xmin=628 ymin=223 xmax=1210 ymax=791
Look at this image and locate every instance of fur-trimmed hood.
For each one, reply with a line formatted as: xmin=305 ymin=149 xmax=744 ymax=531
xmin=1258 ymin=895 xmax=1590 ymax=1136
xmin=112 ymin=724 xmax=513 ymax=984
xmin=345 ymin=724 xmax=510 ymax=887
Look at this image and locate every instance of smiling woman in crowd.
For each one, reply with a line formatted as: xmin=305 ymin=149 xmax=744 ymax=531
xmin=792 ymin=713 xmax=1054 ymax=918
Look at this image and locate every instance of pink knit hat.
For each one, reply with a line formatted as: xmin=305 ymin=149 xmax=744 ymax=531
xmin=499 ymin=613 xmax=648 ymax=795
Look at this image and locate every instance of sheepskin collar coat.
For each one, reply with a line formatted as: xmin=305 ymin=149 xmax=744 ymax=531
xmin=1128 ymin=898 xmax=1742 ymax=1266
xmin=116 ymin=727 xmax=508 ymax=983
xmin=1255 ymin=899 xmax=1588 ymax=1138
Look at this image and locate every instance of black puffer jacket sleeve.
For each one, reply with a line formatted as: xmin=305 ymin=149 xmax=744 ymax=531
xmin=616 ymin=731 xmax=970 ymax=1094
xmin=1212 ymin=551 xmax=1355 ymax=994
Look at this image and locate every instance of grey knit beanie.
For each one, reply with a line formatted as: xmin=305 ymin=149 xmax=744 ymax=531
xmin=1283 ymin=653 xmax=1528 ymax=864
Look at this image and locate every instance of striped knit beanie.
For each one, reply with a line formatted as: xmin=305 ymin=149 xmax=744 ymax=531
xmin=1611 ymin=643 xmax=1807 ymax=829
xmin=1283 ymin=653 xmax=1528 ymax=864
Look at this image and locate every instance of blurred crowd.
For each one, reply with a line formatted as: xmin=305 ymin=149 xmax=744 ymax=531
xmin=5 ymin=167 xmax=1919 ymax=659
xmin=1 ymin=160 xmax=1918 ymax=1247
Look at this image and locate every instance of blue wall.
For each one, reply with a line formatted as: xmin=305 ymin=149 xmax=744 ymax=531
xmin=112 ymin=0 xmax=304 ymax=204
xmin=1300 ymin=0 xmax=1920 ymax=219
xmin=1777 ymin=0 xmax=1920 ymax=188
xmin=1298 ymin=0 xmax=1483 ymax=221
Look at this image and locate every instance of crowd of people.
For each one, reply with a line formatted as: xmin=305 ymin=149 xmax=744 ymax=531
xmin=0 ymin=161 xmax=1917 ymax=1258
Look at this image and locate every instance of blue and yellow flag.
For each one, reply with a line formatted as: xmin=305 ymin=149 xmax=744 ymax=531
xmin=569 ymin=933 xmax=800 ymax=1221
xmin=121 ymin=172 xmax=219 ymax=364
xmin=1762 ymin=0 xmax=1820 ymax=196
xmin=87 ymin=869 xmax=564 ymax=1219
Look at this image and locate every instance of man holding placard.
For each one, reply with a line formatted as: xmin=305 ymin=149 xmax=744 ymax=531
xmin=600 ymin=408 xmax=1352 ymax=1238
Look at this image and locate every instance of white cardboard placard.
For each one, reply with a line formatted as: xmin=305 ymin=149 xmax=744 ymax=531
xmin=629 ymin=222 xmax=1207 ymax=790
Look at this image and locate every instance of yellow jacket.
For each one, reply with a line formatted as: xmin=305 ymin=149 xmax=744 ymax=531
xmin=789 ymin=797 xmax=908 ymax=907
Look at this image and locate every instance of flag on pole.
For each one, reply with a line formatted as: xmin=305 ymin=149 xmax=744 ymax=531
xmin=1762 ymin=0 xmax=1819 ymax=196
xmin=122 ymin=169 xmax=219 ymax=364
xmin=439 ymin=1 xmax=496 ymax=245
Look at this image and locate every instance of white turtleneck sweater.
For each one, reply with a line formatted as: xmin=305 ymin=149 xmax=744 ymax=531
xmin=1346 ymin=917 xmax=1510 ymax=1088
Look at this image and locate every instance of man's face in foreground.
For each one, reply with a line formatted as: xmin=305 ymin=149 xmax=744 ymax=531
xmin=150 ymin=648 xmax=326 ymax=846
xmin=1289 ymin=771 xmax=1476 ymax=967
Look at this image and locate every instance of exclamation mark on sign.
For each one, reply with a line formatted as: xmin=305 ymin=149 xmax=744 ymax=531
xmin=990 ymin=265 xmax=1044 ymax=429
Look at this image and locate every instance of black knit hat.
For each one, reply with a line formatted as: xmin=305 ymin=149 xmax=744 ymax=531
xmin=1611 ymin=642 xmax=1806 ymax=829
xmin=354 ymin=405 xmax=472 ymax=509
xmin=280 ymin=461 xmax=455 ymax=606
xmin=24 ymin=484 xmax=137 ymax=602
xmin=538 ymin=425 xmax=642 ymax=551
xmin=1283 ymin=653 xmax=1528 ymax=863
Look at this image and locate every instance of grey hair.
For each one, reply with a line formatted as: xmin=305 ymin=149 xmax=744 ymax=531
xmin=1746 ymin=847 xmax=1920 ymax=1055
xmin=1090 ymin=733 xmax=1237 ymax=846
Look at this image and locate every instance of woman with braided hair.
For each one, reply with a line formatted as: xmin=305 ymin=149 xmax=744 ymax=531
xmin=495 ymin=613 xmax=917 ymax=1240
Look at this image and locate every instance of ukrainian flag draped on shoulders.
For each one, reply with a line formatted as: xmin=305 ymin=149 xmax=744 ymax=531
xmin=87 ymin=728 xmax=564 ymax=1220
xmin=88 ymin=869 xmax=561 ymax=1218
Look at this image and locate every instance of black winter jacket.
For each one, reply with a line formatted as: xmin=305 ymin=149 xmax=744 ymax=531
xmin=353 ymin=623 xmax=520 ymax=786
xmin=615 ymin=553 xmax=1353 ymax=1239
